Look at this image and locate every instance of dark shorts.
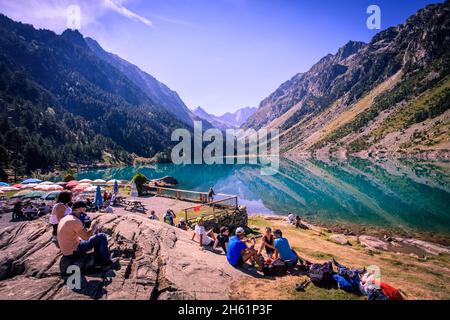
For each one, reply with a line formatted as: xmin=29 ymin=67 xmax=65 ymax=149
xmin=234 ymin=256 xmax=245 ymax=267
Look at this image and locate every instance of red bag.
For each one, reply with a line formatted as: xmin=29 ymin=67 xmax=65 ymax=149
xmin=380 ymin=282 xmax=403 ymax=300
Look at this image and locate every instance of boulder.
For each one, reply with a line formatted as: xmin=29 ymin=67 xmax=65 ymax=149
xmin=0 ymin=213 xmax=244 ymax=300
xmin=358 ymin=235 xmax=389 ymax=252
xmin=394 ymin=237 xmax=450 ymax=256
xmin=329 ymin=234 xmax=350 ymax=245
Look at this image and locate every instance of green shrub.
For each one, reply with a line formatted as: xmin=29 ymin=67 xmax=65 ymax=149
xmin=63 ymin=169 xmax=75 ymax=182
xmin=132 ymin=173 xmax=148 ymax=196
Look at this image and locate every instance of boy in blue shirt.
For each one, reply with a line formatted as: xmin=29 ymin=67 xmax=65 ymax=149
xmin=227 ymin=227 xmax=263 ymax=270
xmin=273 ymin=229 xmax=298 ymax=267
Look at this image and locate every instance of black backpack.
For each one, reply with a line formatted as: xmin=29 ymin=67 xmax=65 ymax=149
xmin=308 ymin=262 xmax=334 ymax=287
xmin=262 ymin=259 xmax=288 ymax=277
xmin=368 ymin=288 xmax=389 ymax=300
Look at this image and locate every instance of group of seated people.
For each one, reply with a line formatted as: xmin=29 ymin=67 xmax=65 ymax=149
xmin=189 ymin=218 xmax=298 ymax=271
xmin=12 ymin=201 xmax=51 ymax=220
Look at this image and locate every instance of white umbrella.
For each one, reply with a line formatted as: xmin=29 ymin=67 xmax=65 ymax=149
xmin=39 ymin=181 xmax=55 ymax=185
xmin=106 ymin=179 xmax=121 ymax=185
xmin=83 ymin=186 xmax=102 ymax=193
xmin=93 ymin=179 xmax=106 ymax=185
xmin=0 ymin=186 xmax=20 ymax=192
xmin=79 ymin=179 xmax=92 ymax=183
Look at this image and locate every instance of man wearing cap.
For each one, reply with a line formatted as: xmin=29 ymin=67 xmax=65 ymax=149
xmin=57 ymin=201 xmax=118 ymax=271
xmin=226 ymin=227 xmax=263 ymax=270
xmin=273 ymin=229 xmax=298 ymax=267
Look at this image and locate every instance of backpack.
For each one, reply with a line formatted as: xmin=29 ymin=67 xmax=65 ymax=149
xmin=262 ymin=259 xmax=288 ymax=277
xmin=368 ymin=288 xmax=389 ymax=300
xmin=333 ymin=273 xmax=361 ymax=293
xmin=380 ymin=282 xmax=403 ymax=300
xmin=309 ymin=262 xmax=334 ymax=287
xmin=164 ymin=213 xmax=173 ymax=225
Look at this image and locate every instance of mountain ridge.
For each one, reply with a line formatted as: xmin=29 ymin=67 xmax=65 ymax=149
xmin=243 ymin=1 xmax=450 ymax=159
xmin=0 ymin=14 xmax=190 ymax=174
xmin=193 ymin=106 xmax=257 ymax=130
xmin=84 ymin=37 xmax=206 ymax=128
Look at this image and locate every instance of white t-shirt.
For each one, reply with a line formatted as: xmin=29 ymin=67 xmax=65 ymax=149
xmin=195 ymin=224 xmax=212 ymax=246
xmin=288 ymin=214 xmax=295 ymax=223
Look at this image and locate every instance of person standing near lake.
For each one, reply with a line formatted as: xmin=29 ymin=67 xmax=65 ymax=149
xmin=49 ymin=191 xmax=72 ymax=243
xmin=208 ymin=187 xmax=215 ymax=203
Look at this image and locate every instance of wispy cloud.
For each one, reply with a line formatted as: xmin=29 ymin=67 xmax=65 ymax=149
xmin=102 ymin=0 xmax=152 ymax=27
xmin=0 ymin=0 xmax=155 ymax=31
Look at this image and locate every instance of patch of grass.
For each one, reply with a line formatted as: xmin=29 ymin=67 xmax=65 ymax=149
xmin=285 ymin=277 xmax=364 ymax=300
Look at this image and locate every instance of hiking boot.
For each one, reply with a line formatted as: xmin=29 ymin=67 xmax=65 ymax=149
xmin=94 ymin=257 xmax=120 ymax=272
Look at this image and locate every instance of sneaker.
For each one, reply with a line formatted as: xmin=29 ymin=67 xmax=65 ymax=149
xmin=93 ymin=257 xmax=120 ymax=272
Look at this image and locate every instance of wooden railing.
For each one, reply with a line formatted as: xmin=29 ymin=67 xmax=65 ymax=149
xmin=183 ymin=195 xmax=239 ymax=223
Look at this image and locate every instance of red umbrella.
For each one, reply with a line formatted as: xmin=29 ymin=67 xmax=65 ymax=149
xmin=66 ymin=180 xmax=79 ymax=188
xmin=12 ymin=184 xmax=23 ymax=189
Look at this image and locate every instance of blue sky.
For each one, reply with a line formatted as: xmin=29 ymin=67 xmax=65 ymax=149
xmin=0 ymin=0 xmax=442 ymax=115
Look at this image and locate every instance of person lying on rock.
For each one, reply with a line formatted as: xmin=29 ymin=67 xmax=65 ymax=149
xmin=57 ymin=201 xmax=119 ymax=272
xmin=227 ymin=227 xmax=263 ymax=270
xmin=273 ymin=229 xmax=299 ymax=268
xmin=192 ymin=218 xmax=216 ymax=249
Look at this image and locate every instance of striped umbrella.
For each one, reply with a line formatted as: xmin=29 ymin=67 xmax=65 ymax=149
xmin=20 ymin=183 xmax=38 ymax=189
xmin=66 ymin=180 xmax=79 ymax=188
xmin=10 ymin=189 xmax=33 ymax=198
xmin=22 ymin=191 xmax=46 ymax=199
xmin=72 ymin=183 xmax=92 ymax=192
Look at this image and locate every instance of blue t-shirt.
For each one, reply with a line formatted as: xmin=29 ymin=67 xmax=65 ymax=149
xmin=274 ymin=237 xmax=297 ymax=262
xmin=227 ymin=236 xmax=247 ymax=266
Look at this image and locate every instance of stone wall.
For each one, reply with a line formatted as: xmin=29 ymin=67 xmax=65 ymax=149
xmin=196 ymin=206 xmax=248 ymax=233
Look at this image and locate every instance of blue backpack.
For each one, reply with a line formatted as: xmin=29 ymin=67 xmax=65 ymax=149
xmin=333 ymin=273 xmax=360 ymax=293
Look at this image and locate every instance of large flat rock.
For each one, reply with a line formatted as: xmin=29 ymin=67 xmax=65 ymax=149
xmin=0 ymin=213 xmax=244 ymax=300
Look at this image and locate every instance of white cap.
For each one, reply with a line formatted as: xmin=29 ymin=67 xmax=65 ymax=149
xmin=235 ymin=227 xmax=245 ymax=235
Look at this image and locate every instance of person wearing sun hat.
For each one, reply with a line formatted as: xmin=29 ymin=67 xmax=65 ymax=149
xmin=226 ymin=227 xmax=263 ymax=270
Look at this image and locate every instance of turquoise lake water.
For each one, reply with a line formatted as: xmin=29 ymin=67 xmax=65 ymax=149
xmin=76 ymin=158 xmax=450 ymax=236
